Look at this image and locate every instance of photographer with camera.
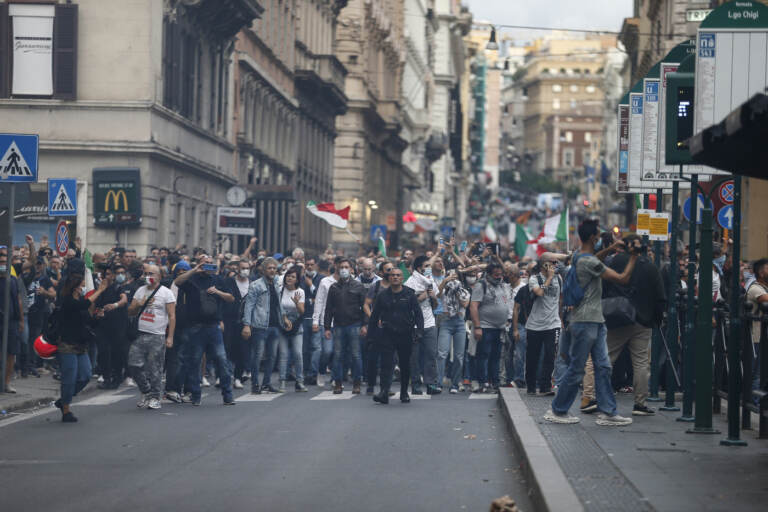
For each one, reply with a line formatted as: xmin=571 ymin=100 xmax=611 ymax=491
xmin=600 ymin=234 xmax=666 ymax=416
xmin=524 ymin=257 xmax=562 ymax=396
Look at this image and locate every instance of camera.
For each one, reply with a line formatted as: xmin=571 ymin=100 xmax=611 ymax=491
xmin=630 ymin=242 xmax=647 ymax=255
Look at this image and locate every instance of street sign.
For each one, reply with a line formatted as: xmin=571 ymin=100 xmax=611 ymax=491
xmin=93 ymin=168 xmax=142 ymax=226
xmin=55 ymin=220 xmax=69 ymax=257
xmin=370 ymin=224 xmax=386 ymax=241
xmin=637 ymin=209 xmax=653 ymax=235
xmin=649 ymin=212 xmax=671 ymax=241
xmin=717 ymin=205 xmax=734 ymax=230
xmin=683 ymin=194 xmax=706 ymax=224
xmin=0 ymin=134 xmax=38 ymax=182
xmin=216 ymin=207 xmax=255 ymax=236
xmin=616 ymin=104 xmax=630 ymax=193
xmin=718 ymin=180 xmax=734 ymax=205
xmin=694 ymin=1 xmax=768 ymax=176
xmin=48 ymin=179 xmax=77 ymax=216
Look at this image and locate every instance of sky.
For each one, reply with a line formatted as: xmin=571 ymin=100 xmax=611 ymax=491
xmin=463 ymin=0 xmax=634 ymax=43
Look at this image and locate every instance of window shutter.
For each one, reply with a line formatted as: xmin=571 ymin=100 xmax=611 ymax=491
xmin=0 ymin=3 xmax=9 ymax=99
xmin=53 ymin=4 xmax=78 ymax=100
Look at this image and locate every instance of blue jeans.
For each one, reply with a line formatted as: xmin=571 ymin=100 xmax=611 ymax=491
xmin=303 ymin=319 xmax=322 ymax=377
xmin=58 ymin=352 xmax=92 ymax=405
xmin=551 ymin=322 xmax=616 ymax=416
xmin=438 ymin=316 xmax=466 ymax=388
xmin=554 ymin=326 xmax=570 ymax=387
xmin=513 ymin=324 xmax=527 ymax=384
xmin=474 ymin=328 xmax=503 ymax=386
xmin=250 ymin=326 xmax=280 ymax=390
xmin=183 ymin=324 xmax=233 ymax=402
xmin=332 ymin=324 xmax=362 ymax=383
xmin=279 ymin=330 xmax=304 ymax=383
xmin=319 ymin=326 xmax=334 ymax=375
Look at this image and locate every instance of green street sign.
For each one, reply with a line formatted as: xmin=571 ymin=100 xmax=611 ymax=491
xmin=93 ymin=168 xmax=142 ymax=226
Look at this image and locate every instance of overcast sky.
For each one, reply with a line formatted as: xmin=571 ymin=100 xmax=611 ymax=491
xmin=464 ymin=0 xmax=634 ymax=43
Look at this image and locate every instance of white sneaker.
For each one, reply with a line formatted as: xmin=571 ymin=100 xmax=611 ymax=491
xmin=97 ymin=375 xmax=105 ymax=384
xmin=543 ymin=409 xmax=580 ymax=424
xmin=147 ymin=398 xmax=161 ymax=410
xmin=234 ymin=379 xmax=244 ymax=389
xmin=449 ymin=387 xmax=458 ymax=394
xmin=137 ymin=394 xmax=149 ymax=408
xmin=596 ymin=413 xmax=633 ymax=426
xmin=202 ymin=376 xmax=211 ymax=387
xmin=125 ymin=377 xmax=137 ymax=387
xmin=471 ymin=380 xmax=481 ymax=393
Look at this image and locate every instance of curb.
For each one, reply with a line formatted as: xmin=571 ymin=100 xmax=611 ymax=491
xmin=1 ymin=381 xmax=102 ymax=415
xmin=498 ymin=388 xmax=584 ymax=512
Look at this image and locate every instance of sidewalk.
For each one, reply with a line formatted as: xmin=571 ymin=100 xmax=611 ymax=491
xmin=500 ymin=387 xmax=768 ymax=512
xmin=0 ymin=372 xmax=100 ymax=415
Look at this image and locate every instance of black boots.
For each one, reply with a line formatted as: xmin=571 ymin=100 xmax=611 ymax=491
xmin=373 ymin=391 xmax=389 ymax=404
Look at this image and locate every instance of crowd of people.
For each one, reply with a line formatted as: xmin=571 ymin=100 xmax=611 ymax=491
xmin=2 ymin=221 xmax=766 ymax=425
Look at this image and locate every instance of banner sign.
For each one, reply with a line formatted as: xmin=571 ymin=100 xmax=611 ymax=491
xmin=649 ymin=212 xmax=671 ymax=241
xmin=9 ymin=4 xmax=55 ymax=96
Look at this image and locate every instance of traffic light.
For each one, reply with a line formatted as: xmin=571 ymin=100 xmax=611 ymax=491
xmin=665 ymin=55 xmax=695 ymax=165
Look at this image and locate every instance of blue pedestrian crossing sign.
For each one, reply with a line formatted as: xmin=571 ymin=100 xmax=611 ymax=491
xmin=717 ymin=205 xmax=734 ymax=230
xmin=0 ymin=134 xmax=38 ymax=182
xmin=48 ymin=179 xmax=77 ymax=216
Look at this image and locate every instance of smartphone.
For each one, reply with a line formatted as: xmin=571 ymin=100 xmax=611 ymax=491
xmin=202 ymin=263 xmax=218 ymax=272
xmin=459 ymin=241 xmax=468 ymax=253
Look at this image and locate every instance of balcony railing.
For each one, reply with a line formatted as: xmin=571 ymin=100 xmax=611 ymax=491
xmin=295 ymin=43 xmax=346 ymax=93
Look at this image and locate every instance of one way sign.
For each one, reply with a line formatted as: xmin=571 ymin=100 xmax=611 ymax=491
xmin=48 ymin=179 xmax=78 ymax=216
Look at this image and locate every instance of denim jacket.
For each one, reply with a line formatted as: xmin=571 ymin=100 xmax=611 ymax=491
xmin=242 ymin=276 xmax=285 ymax=330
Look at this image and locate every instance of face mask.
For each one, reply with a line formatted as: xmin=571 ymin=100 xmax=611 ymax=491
xmin=713 ymin=255 xmax=726 ymax=270
xmin=145 ymin=276 xmax=156 ymax=285
xmin=487 ymin=276 xmax=501 ymax=285
xmin=595 ymin=238 xmax=603 ymax=251
xmin=423 ymin=268 xmax=432 ymax=277
xmin=115 ymin=274 xmax=126 ymax=284
xmin=466 ymin=276 xmax=477 ymax=285
xmin=240 ymin=269 xmax=250 ymax=278
xmin=339 ymin=268 xmax=351 ymax=280
xmin=306 ymin=270 xmax=316 ymax=278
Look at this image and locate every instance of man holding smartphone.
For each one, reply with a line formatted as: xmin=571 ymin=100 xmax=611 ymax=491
xmin=525 ymin=258 xmax=562 ymax=396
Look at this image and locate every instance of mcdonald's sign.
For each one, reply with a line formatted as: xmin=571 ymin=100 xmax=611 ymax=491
xmin=93 ymin=168 xmax=142 ymax=226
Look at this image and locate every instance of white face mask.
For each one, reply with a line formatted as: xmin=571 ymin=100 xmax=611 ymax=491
xmin=466 ymin=276 xmax=477 ymax=285
xmin=339 ymin=268 xmax=351 ymax=280
xmin=240 ymin=269 xmax=250 ymax=278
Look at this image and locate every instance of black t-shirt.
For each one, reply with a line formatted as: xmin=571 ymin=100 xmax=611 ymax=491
xmin=25 ymin=272 xmax=53 ymax=314
xmin=179 ymin=273 xmax=226 ymax=324
xmin=268 ymin=282 xmax=280 ymax=327
xmin=95 ymin=283 xmax=128 ymax=329
xmin=0 ymin=276 xmax=20 ymax=322
xmin=59 ymin=295 xmax=92 ymax=346
xmin=514 ymin=285 xmax=531 ymax=326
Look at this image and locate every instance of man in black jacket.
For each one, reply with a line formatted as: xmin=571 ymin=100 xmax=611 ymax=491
xmin=324 ymin=258 xmax=367 ymax=394
xmin=602 ymin=234 xmax=666 ymax=416
xmin=368 ymin=267 xmax=424 ymax=403
xmin=301 ymin=257 xmax=323 ymax=385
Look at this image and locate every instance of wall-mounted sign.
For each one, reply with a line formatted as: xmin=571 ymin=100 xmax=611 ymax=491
xmin=93 ymin=168 xmax=142 ymax=226
xmin=9 ymin=4 xmax=55 ymax=96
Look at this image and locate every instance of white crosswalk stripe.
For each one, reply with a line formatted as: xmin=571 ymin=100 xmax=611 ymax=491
xmin=468 ymin=393 xmax=497 ymax=399
xmin=235 ymin=393 xmax=283 ymax=402
xmin=310 ymin=391 xmax=357 ymax=400
xmin=78 ymin=392 xmax=134 ymax=406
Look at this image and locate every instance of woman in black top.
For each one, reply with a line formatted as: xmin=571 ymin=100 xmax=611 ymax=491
xmin=54 ymin=261 xmax=108 ymax=423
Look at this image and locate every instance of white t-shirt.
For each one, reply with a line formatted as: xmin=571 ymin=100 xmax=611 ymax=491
xmin=280 ymin=286 xmax=305 ymax=317
xmin=235 ymin=277 xmax=250 ymax=298
xmin=134 ymin=285 xmax=176 ymax=335
xmin=405 ymin=272 xmax=436 ymax=329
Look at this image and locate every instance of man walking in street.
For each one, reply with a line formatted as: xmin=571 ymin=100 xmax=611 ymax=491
xmin=174 ymin=256 xmax=236 ymax=406
xmin=301 ymin=257 xmax=323 ymax=385
xmin=469 ymin=261 xmax=509 ymax=393
xmin=312 ymin=258 xmax=338 ymax=380
xmin=224 ymin=259 xmax=251 ymax=389
xmin=369 ymin=267 xmax=424 ymax=404
xmin=324 ymin=258 xmax=367 ymax=394
xmin=127 ymin=265 xmax=176 ymax=410
xmin=241 ymin=257 xmax=285 ymax=394
xmin=405 ymin=255 xmax=439 ymax=394
xmin=545 ymin=219 xmax=638 ymax=426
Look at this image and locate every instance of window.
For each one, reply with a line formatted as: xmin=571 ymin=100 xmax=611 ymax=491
xmin=565 ymin=131 xmax=573 ymax=142
xmin=585 ymin=132 xmax=592 ymax=143
xmin=0 ymin=3 xmax=78 ymax=99
xmin=570 ymin=84 xmax=579 ymax=93
xmin=552 ymin=84 xmax=562 ymax=92
xmin=552 ymin=98 xmax=560 ymax=110
xmin=586 ymin=85 xmax=596 ymax=93
xmin=562 ymin=148 xmax=574 ymax=167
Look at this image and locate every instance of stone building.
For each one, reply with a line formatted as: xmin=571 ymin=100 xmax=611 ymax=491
xmin=0 ymin=0 xmax=262 ymax=254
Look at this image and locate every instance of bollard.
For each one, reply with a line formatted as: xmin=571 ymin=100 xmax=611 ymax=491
xmin=687 ymin=207 xmax=719 ymax=434
xmin=661 ymin=180 xmax=680 ymax=411
xmin=678 ymin=174 xmax=698 ymax=422
xmin=721 ymin=175 xmax=747 ymax=446
xmin=649 ymin=189 xmax=663 ymax=402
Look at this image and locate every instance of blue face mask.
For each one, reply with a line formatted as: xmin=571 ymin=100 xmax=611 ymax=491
xmin=423 ymin=268 xmax=432 ymax=277
xmin=594 ymin=238 xmax=603 ymax=251
xmin=713 ymin=255 xmax=726 ymax=271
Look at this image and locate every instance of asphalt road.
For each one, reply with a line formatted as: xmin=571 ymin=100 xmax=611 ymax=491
xmin=0 ymin=383 xmax=532 ymax=512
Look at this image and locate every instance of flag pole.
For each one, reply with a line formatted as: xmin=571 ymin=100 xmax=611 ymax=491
xmin=565 ymin=207 xmax=570 ymax=253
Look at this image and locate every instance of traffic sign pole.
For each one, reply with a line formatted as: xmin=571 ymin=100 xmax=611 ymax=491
xmin=679 ymin=174 xmax=698 ymax=422
xmin=660 ymin=179 xmax=680 ymax=412
xmin=649 ymin=188 xmax=664 ymax=402
xmin=722 ymin=175 xmax=747 ymax=446
xmin=0 ymin=184 xmax=13 ymax=393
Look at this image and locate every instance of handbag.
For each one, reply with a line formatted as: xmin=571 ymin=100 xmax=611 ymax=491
xmin=128 ymin=286 xmax=161 ymax=341
xmin=602 ymin=296 xmax=637 ymax=329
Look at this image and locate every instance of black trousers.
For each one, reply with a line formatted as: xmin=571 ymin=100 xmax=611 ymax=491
xmin=223 ymin=320 xmax=246 ymax=379
xmin=96 ymin=323 xmax=128 ymax=386
xmin=525 ymin=328 xmax=558 ymax=392
xmin=379 ymin=330 xmax=415 ymax=395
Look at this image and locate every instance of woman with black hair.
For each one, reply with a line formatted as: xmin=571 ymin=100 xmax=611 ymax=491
xmin=54 ymin=259 xmax=109 ymax=423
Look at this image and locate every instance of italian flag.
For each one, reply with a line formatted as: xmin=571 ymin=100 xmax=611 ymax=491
xmin=508 ymin=223 xmax=530 ymax=258
xmin=537 ymin=209 xmax=569 ymax=244
xmin=483 ymin=218 xmax=498 ymax=242
xmin=306 ymin=201 xmax=350 ymax=229
xmin=377 ymin=237 xmax=387 ymax=258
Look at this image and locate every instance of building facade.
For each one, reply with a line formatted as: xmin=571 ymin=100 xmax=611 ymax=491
xmin=0 ymin=0 xmax=262 ymax=254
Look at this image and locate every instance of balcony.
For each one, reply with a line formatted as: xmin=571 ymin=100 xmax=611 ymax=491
xmin=184 ymin=0 xmax=264 ymax=40
xmin=294 ymin=43 xmax=348 ymax=114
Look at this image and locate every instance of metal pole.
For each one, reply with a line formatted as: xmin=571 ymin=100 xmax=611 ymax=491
xmin=649 ymin=189 xmax=663 ymax=402
xmin=0 ymin=184 xmax=14 ymax=394
xmin=679 ymin=174 xmax=698 ymax=422
xmin=687 ymin=203 xmax=719 ymax=434
xmin=722 ymin=176 xmax=746 ymax=446
xmin=661 ymin=179 xmax=680 ymax=411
